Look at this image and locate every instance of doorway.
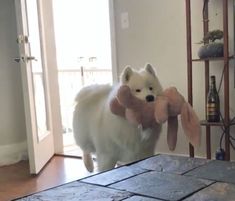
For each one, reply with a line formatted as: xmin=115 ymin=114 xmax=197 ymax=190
xmin=52 ymin=0 xmax=114 ymax=156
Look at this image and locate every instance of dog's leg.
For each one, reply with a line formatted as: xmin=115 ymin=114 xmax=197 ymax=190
xmin=96 ymin=154 xmax=117 ymax=172
xmin=83 ymin=152 xmax=94 ymax=172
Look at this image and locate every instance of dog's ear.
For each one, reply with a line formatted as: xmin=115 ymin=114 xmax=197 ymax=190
xmin=121 ymin=65 xmax=133 ymax=84
xmin=145 ymin=63 xmax=156 ymax=77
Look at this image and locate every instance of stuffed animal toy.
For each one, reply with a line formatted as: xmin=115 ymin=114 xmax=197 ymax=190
xmin=110 ymin=85 xmax=201 ymax=151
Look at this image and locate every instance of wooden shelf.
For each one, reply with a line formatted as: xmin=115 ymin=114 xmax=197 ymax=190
xmin=185 ymin=0 xmax=231 ymax=160
xmin=192 ymin=55 xmax=234 ymax=62
xmin=200 ymin=120 xmax=224 ymax=127
xmin=200 ymin=119 xmax=235 ymax=127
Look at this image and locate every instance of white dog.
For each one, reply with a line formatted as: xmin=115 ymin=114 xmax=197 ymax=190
xmin=73 ymin=64 xmax=163 ymax=172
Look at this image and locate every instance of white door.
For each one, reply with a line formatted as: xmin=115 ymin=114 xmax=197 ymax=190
xmin=15 ymin=0 xmax=54 ymax=174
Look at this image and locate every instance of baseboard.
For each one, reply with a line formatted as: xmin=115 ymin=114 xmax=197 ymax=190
xmin=0 ymin=141 xmax=28 ymax=166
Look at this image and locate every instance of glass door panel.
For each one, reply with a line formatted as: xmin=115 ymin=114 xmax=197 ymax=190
xmin=26 ymin=0 xmax=48 ymax=140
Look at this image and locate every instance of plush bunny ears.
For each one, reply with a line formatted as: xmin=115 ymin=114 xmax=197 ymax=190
xmin=154 ymin=87 xmax=201 ymax=150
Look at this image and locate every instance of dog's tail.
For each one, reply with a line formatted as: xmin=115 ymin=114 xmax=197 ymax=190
xmin=83 ymin=152 xmax=94 ymax=172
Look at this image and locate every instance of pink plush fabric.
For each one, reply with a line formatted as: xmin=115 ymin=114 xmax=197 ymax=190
xmin=110 ymin=85 xmax=201 ymax=151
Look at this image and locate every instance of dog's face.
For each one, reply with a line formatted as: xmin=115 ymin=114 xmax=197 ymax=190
xmin=120 ymin=64 xmax=162 ymax=102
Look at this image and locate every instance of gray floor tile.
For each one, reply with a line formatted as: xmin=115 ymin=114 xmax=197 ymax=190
xmin=186 ymin=160 xmax=235 ymax=184
xmin=183 ymin=182 xmax=235 ymax=201
xmin=110 ymin=171 xmax=212 ymax=201
xmin=16 ymin=181 xmax=132 ymax=201
xmin=130 ymin=154 xmax=209 ymax=174
xmin=124 ymin=195 xmax=162 ymax=201
xmin=81 ymin=165 xmax=147 ymax=186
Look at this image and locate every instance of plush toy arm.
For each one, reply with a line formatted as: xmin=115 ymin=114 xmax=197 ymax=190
xmin=110 ymin=97 xmax=126 ymax=117
xmin=154 ymin=96 xmax=169 ymax=123
xmin=167 ymin=116 xmax=178 ymax=151
xmin=117 ymin=85 xmax=144 ymax=109
xmin=109 ymin=85 xmax=144 ymax=125
xmin=181 ymin=102 xmax=201 ymax=147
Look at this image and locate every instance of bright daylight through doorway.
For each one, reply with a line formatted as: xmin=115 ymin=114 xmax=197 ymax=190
xmin=52 ymin=0 xmax=113 ymax=156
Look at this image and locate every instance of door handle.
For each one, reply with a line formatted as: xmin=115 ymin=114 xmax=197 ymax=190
xmin=26 ymin=56 xmax=37 ymax=61
xmin=14 ymin=57 xmax=22 ymax=63
xmin=13 ymin=56 xmax=37 ymax=63
xmin=14 ymin=56 xmax=26 ymax=63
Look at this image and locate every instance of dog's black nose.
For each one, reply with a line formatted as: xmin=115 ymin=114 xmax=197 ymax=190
xmin=146 ymin=95 xmax=155 ymax=102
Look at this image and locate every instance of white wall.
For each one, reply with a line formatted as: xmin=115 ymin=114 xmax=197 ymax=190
xmin=113 ymin=0 xmax=235 ymax=160
xmin=0 ymin=0 xmax=27 ymax=165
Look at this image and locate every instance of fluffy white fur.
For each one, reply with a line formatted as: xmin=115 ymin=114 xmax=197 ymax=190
xmin=73 ymin=64 xmax=163 ymax=172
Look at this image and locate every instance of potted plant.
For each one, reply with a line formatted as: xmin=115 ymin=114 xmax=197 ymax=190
xmin=198 ymin=29 xmax=224 ymax=59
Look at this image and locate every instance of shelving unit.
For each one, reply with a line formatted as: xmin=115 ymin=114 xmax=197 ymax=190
xmin=185 ymin=0 xmax=232 ymax=160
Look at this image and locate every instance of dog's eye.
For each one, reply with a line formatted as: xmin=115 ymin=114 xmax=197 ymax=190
xmin=135 ymin=89 xmax=141 ymax=93
xmin=149 ymin=87 xmax=153 ymax=91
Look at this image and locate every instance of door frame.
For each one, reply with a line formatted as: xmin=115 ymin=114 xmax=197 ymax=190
xmin=39 ymin=0 xmax=63 ymax=154
xmin=109 ymin=0 xmax=118 ymax=83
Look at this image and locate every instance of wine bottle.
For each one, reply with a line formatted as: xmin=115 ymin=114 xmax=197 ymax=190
xmin=206 ymin=75 xmax=220 ymax=122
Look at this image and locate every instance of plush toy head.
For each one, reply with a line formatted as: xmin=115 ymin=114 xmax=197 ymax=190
xmin=110 ymin=85 xmax=201 ymax=151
